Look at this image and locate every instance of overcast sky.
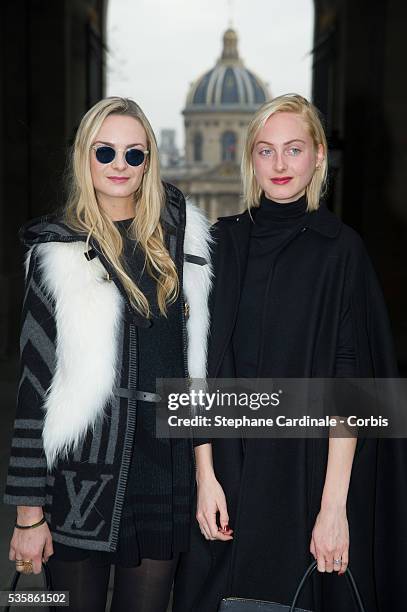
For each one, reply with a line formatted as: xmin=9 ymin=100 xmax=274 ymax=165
xmin=106 ymin=0 xmax=314 ymax=151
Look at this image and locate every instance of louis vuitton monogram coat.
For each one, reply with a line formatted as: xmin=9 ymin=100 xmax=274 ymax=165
xmin=4 ymin=183 xmax=212 ymax=553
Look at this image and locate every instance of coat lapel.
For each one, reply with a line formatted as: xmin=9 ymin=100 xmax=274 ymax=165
xmin=209 ymin=211 xmax=252 ymax=378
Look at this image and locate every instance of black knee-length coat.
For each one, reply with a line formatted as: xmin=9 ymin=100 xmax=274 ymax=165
xmin=174 ymin=203 xmax=406 ymax=612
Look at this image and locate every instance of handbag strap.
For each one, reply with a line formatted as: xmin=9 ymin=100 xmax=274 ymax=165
xmin=6 ymin=563 xmax=55 ymax=612
xmin=289 ymin=560 xmax=366 ymax=612
xmin=10 ymin=561 xmax=53 ymax=590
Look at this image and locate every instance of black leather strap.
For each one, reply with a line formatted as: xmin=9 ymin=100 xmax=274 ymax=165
xmin=123 ymin=309 xmax=152 ymax=328
xmin=84 ymin=248 xmax=97 ymax=261
xmin=290 ymin=561 xmax=366 ymax=612
xmin=6 ymin=563 xmax=55 ymax=612
xmin=184 ymin=253 xmax=208 ymax=266
xmin=115 ymin=388 xmax=161 ymax=403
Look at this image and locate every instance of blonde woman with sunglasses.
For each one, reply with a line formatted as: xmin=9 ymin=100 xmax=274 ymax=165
xmin=4 ymin=97 xmax=212 ymax=612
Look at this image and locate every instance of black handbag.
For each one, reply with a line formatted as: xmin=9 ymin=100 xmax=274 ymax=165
xmin=5 ymin=562 xmax=56 ymax=612
xmin=218 ymin=560 xmax=366 ymax=611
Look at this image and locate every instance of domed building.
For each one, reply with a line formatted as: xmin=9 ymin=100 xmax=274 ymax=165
xmin=163 ymin=28 xmax=271 ymax=220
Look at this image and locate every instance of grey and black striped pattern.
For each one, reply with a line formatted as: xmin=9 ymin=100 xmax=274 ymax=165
xmin=4 ymin=252 xmax=56 ymax=505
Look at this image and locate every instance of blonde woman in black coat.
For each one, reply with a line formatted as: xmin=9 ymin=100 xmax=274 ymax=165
xmin=174 ymin=94 xmax=401 ymax=611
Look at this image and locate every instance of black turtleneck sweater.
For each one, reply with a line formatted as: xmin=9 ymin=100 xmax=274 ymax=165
xmin=233 ymin=193 xmax=308 ymax=378
xmin=232 ymin=193 xmax=356 ymax=378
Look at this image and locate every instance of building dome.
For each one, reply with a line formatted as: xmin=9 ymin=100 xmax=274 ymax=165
xmin=185 ymin=29 xmax=270 ymax=112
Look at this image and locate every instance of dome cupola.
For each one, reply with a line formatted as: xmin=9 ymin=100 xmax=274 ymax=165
xmin=185 ymin=29 xmax=270 ymax=112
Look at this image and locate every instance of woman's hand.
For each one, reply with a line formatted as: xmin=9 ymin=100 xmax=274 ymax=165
xmin=311 ymin=434 xmax=356 ymax=575
xmin=310 ymin=504 xmax=349 ymax=575
xmin=9 ymin=507 xmax=54 ymax=574
xmin=196 ymin=472 xmax=234 ymax=542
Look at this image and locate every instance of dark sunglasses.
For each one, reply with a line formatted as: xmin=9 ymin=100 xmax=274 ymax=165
xmin=91 ymin=145 xmax=149 ymax=167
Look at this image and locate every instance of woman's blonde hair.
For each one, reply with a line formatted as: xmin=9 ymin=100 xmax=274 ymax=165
xmin=241 ymin=93 xmax=328 ymax=212
xmin=64 ymin=96 xmax=178 ymax=318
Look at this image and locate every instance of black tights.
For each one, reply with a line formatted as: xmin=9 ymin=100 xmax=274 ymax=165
xmin=47 ymin=555 xmax=179 ymax=612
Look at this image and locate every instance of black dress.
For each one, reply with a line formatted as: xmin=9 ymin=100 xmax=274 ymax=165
xmin=52 ymin=218 xmax=190 ymax=566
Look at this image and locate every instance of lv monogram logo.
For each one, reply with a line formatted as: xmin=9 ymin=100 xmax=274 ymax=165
xmin=57 ymin=470 xmax=113 ymax=537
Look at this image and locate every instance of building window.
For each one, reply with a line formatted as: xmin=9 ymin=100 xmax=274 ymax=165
xmin=221 ymin=131 xmax=237 ymax=162
xmin=193 ymin=132 xmax=203 ymax=162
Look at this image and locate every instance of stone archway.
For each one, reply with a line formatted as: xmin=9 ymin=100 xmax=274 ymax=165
xmin=0 ymin=0 xmax=108 ymax=358
xmin=312 ymin=0 xmax=407 ymax=371
xmin=1 ymin=0 xmax=406 ymax=364
xmin=0 ymin=1 xmax=110 ymax=581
